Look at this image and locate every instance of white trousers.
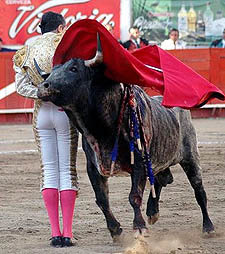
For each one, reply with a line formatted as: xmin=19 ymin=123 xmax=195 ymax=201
xmin=33 ymin=101 xmax=79 ymax=191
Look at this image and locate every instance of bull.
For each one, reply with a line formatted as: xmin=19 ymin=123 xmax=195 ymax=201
xmin=36 ymin=38 xmax=215 ymax=240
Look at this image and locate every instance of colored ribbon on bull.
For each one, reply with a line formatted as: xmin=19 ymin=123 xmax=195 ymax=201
xmin=144 ymin=151 xmax=156 ymax=198
xmin=130 ymin=108 xmax=142 ymax=150
xmin=129 ymin=105 xmax=135 ymax=165
xmin=128 ymin=88 xmax=142 ymax=154
xmin=129 ymin=89 xmax=139 ymax=165
xmin=110 ymin=137 xmax=118 ymax=175
xmin=110 ymin=85 xmax=156 ymax=198
xmin=129 ymin=107 xmax=142 ymax=165
xmin=110 ymin=86 xmax=128 ymax=176
xmin=129 ymin=139 xmax=135 ymax=165
xmin=136 ymin=102 xmax=156 ymax=198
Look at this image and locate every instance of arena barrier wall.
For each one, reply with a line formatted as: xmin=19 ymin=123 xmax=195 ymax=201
xmin=0 ymin=52 xmax=34 ymax=124
xmin=0 ymin=48 xmax=225 ymax=124
xmin=169 ymin=48 xmax=225 ymax=118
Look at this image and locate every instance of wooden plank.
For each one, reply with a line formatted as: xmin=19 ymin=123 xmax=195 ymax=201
xmin=0 ymin=49 xmax=225 ymax=123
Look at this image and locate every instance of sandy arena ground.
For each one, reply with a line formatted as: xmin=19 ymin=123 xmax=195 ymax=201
xmin=0 ymin=118 xmax=225 ymax=254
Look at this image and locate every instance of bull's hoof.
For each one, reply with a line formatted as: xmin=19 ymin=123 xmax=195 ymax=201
xmin=203 ymin=221 xmax=215 ymax=234
xmin=141 ymin=228 xmax=150 ymax=238
xmin=112 ymin=232 xmax=124 ymax=244
xmin=112 ymin=228 xmax=123 ymax=244
xmin=133 ymin=228 xmax=149 ymax=239
xmin=202 ymin=230 xmax=217 ymax=239
xmin=202 ymin=221 xmax=217 ymax=238
xmin=147 ymin=213 xmax=159 ymax=225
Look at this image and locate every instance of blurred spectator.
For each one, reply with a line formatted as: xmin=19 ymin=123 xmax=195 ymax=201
xmin=210 ymin=28 xmax=225 ymax=48
xmin=122 ymin=26 xmax=148 ymax=52
xmin=105 ymin=23 xmax=122 ymax=44
xmin=161 ymin=28 xmax=186 ymax=50
xmin=0 ymin=38 xmax=16 ymax=52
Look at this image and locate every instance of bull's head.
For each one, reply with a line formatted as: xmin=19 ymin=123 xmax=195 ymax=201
xmin=37 ymin=34 xmax=103 ymax=107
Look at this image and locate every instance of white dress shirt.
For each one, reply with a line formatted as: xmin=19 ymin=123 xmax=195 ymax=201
xmin=161 ymin=38 xmax=186 ymax=50
xmin=222 ymin=39 xmax=225 ymax=48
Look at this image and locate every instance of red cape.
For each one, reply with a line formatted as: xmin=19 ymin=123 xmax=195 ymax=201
xmin=53 ymin=19 xmax=224 ymax=109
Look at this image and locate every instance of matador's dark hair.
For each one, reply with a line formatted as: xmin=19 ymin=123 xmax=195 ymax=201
xmin=39 ymin=11 xmax=66 ymax=34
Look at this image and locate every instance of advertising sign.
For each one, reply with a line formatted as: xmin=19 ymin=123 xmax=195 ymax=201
xmin=0 ymin=0 xmax=120 ymax=45
xmin=132 ymin=0 xmax=225 ymax=47
xmin=0 ymin=0 xmax=120 ymax=123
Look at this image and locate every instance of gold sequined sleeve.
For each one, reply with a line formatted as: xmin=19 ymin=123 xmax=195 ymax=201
xmin=14 ymin=65 xmax=38 ymax=99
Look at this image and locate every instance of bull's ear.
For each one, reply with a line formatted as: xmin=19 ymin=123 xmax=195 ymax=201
xmin=33 ymin=58 xmax=50 ymax=80
xmin=84 ymin=33 xmax=103 ymax=67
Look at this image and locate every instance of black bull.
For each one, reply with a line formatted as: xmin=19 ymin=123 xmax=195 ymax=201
xmin=37 ymin=56 xmax=215 ymax=239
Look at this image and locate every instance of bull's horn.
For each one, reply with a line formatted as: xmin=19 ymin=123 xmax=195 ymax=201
xmin=84 ymin=33 xmax=103 ymax=67
xmin=34 ymin=58 xmax=50 ymax=80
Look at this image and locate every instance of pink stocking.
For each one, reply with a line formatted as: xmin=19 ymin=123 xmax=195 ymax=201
xmin=60 ymin=190 xmax=77 ymax=238
xmin=42 ymin=188 xmax=61 ymax=237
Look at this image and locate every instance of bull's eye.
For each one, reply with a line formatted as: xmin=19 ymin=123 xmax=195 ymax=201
xmin=70 ymin=66 xmax=77 ymax=73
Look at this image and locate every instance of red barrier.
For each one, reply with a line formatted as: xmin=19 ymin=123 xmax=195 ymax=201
xmin=0 ymin=52 xmax=34 ymax=124
xmin=0 ymin=49 xmax=225 ymax=124
xmin=169 ymin=48 xmax=225 ymax=105
xmin=169 ymin=48 xmax=225 ymax=118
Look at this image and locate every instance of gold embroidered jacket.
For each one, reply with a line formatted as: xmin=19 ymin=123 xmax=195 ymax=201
xmin=13 ymin=32 xmax=63 ymax=99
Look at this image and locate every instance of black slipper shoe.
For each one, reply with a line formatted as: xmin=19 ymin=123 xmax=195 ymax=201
xmin=50 ymin=236 xmax=62 ymax=247
xmin=62 ymin=237 xmax=74 ymax=247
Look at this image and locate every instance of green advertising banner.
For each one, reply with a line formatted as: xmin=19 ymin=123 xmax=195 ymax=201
xmin=132 ymin=0 xmax=225 ymax=47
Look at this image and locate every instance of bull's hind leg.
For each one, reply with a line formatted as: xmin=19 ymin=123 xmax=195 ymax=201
xmin=180 ymin=159 xmax=215 ymax=233
xmin=129 ymin=150 xmax=147 ymax=235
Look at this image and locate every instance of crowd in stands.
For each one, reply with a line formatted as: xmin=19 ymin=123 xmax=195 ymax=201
xmin=210 ymin=28 xmax=225 ymax=48
xmin=105 ymin=24 xmax=225 ymax=52
xmin=104 ymin=24 xmax=187 ymax=51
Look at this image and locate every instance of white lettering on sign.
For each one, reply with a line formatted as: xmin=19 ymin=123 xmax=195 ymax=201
xmin=5 ymin=0 xmax=31 ymax=4
xmin=9 ymin=0 xmax=114 ymax=39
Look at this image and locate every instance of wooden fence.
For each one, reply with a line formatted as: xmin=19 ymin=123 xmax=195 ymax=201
xmin=0 ymin=48 xmax=225 ymax=123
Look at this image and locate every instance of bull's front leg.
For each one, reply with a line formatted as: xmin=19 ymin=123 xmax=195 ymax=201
xmin=146 ymin=178 xmax=162 ymax=225
xmin=129 ymin=149 xmax=147 ymax=236
xmin=82 ymin=138 xmax=122 ymax=240
xmin=146 ymin=167 xmax=174 ymax=225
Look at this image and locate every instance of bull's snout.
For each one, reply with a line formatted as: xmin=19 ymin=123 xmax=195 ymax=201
xmin=43 ymin=82 xmax=50 ymax=89
xmin=38 ymin=81 xmax=51 ymax=93
xmin=37 ymin=81 xmax=55 ymax=101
